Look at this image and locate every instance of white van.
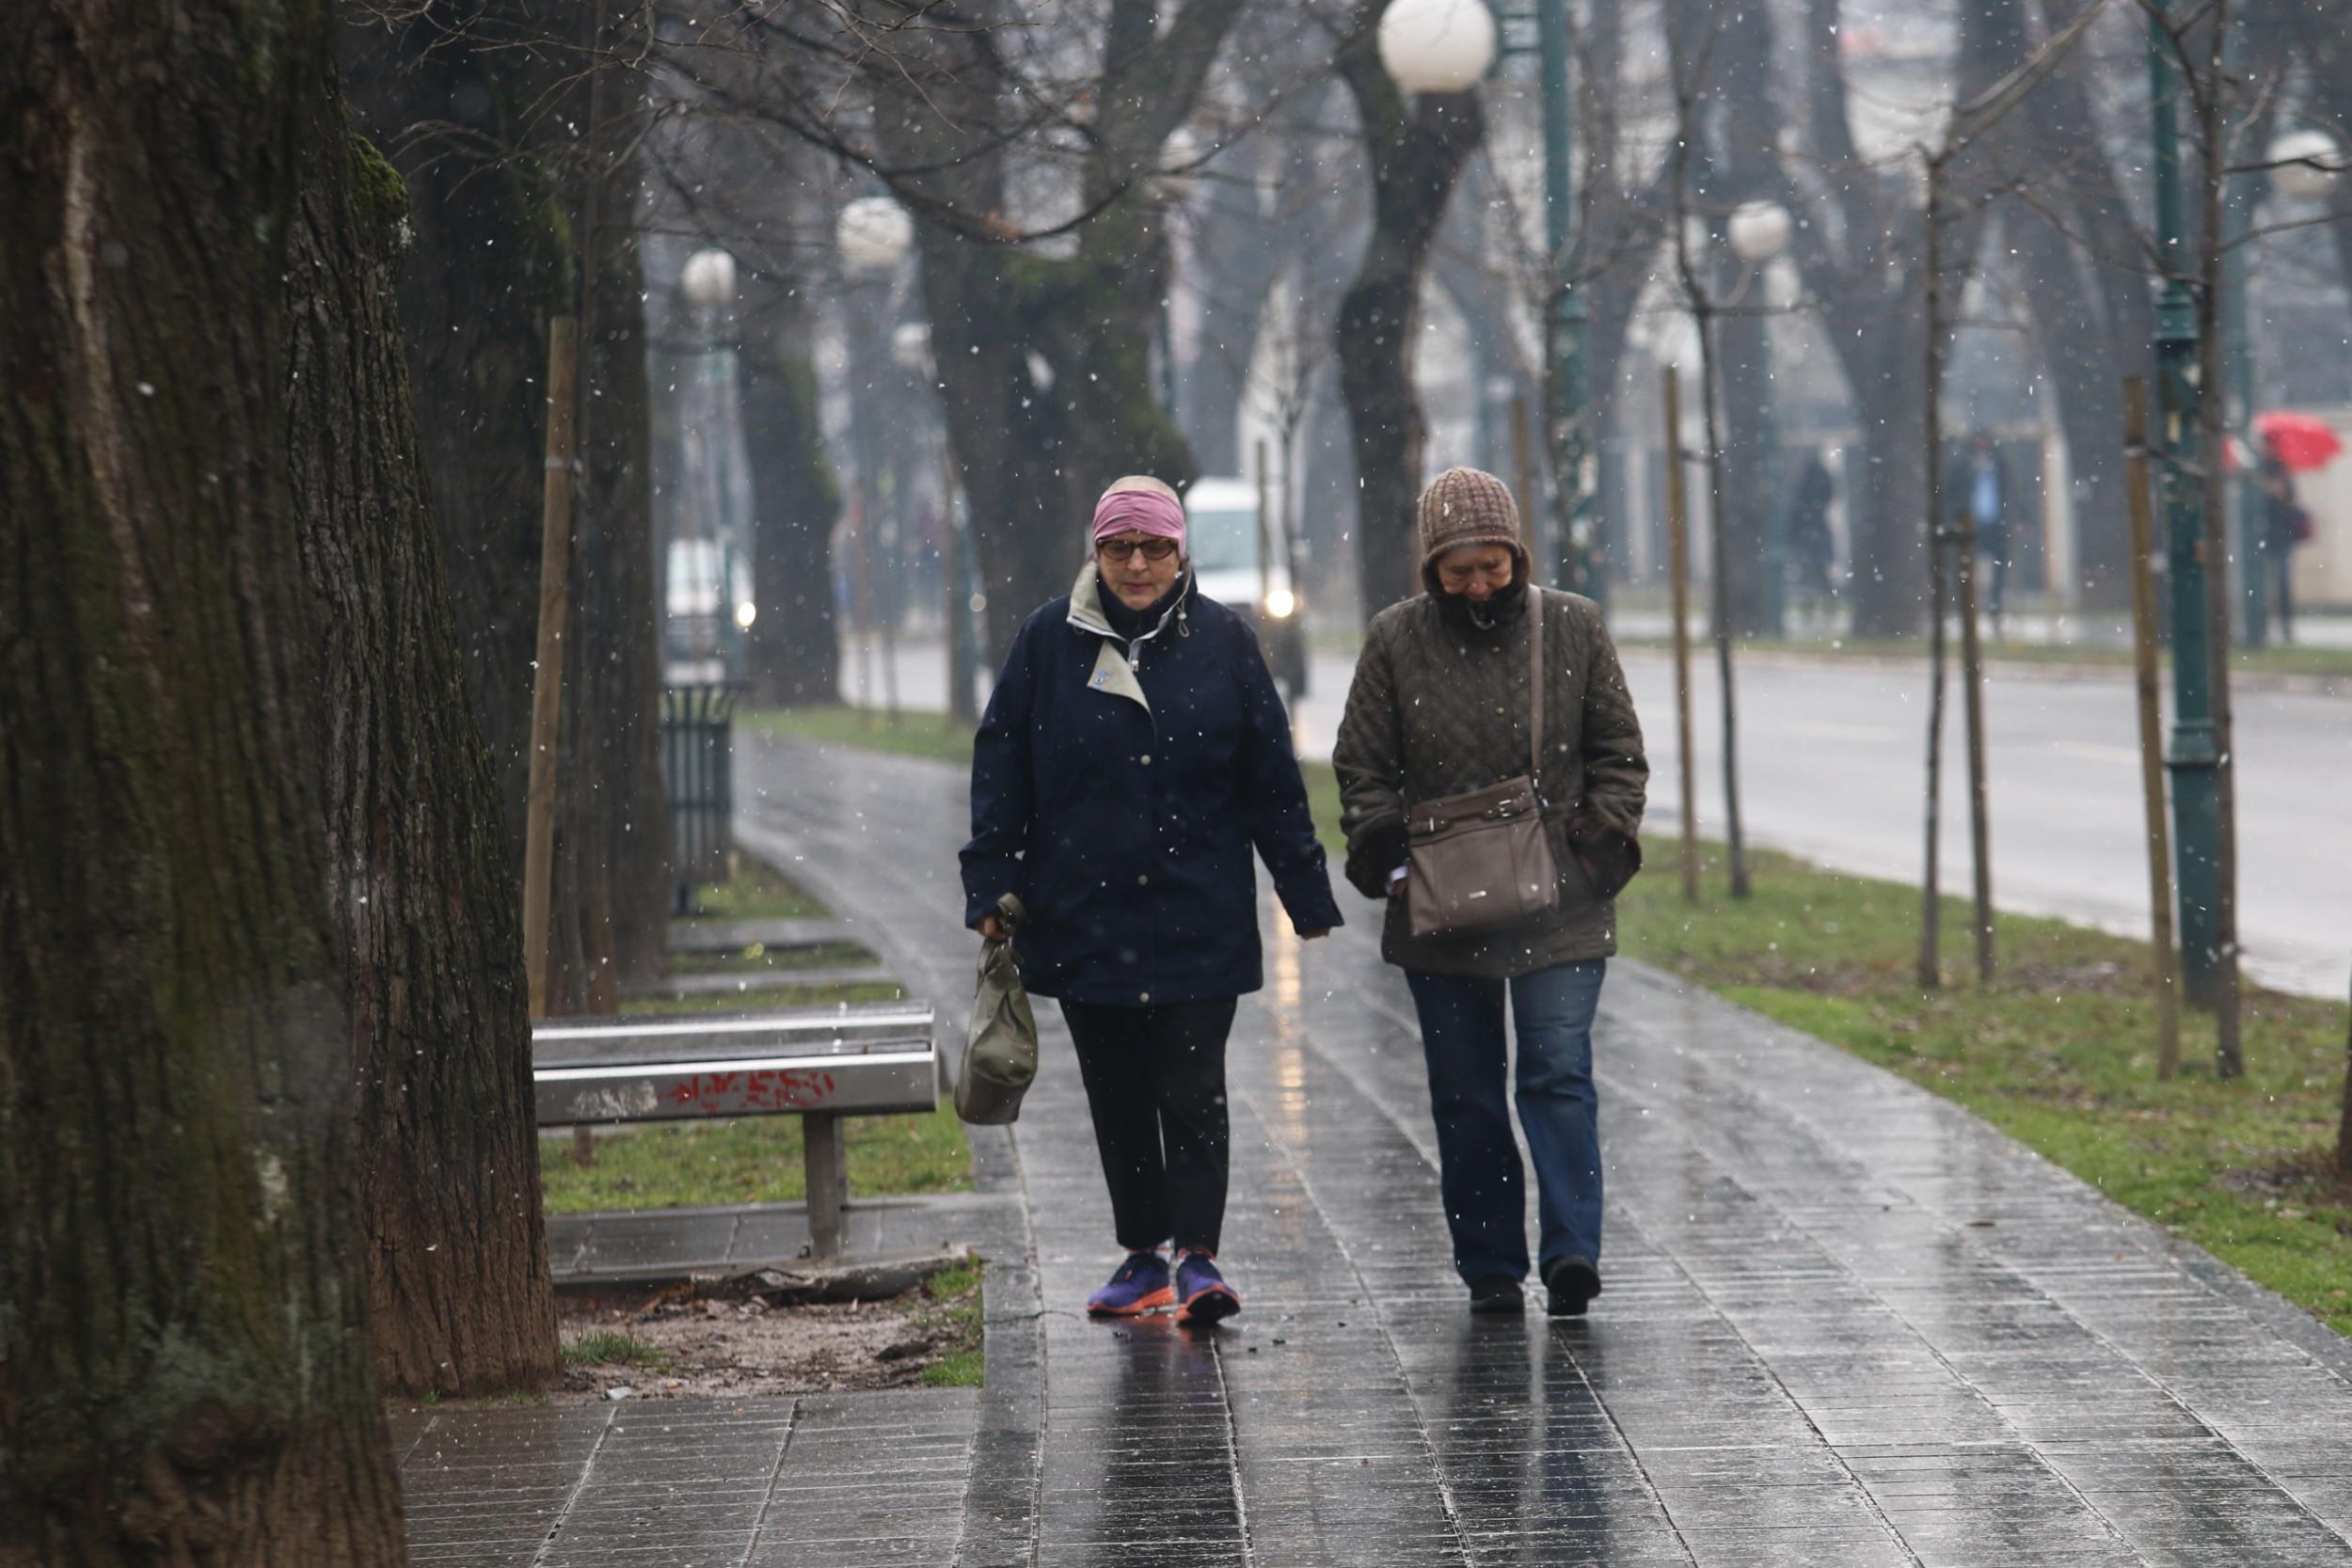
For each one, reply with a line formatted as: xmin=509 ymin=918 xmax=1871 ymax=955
xmin=1184 ymin=476 xmax=1308 ymax=695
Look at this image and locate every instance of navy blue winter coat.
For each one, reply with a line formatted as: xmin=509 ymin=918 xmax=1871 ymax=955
xmin=961 ymin=565 xmax=1343 ymax=1006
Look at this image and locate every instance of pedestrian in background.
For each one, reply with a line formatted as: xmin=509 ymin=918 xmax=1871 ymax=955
xmin=1787 ymin=452 xmax=1838 ymax=628
xmin=961 ymin=475 xmax=1342 ymax=1326
xmin=2257 ymin=431 xmax=2312 ymax=641
xmin=1952 ymin=432 xmax=2013 ymax=636
xmin=1332 ymin=468 xmax=1647 ymax=1317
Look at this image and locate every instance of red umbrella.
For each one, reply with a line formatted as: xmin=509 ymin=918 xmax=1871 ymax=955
xmin=2252 ymin=410 xmax=2344 ymax=472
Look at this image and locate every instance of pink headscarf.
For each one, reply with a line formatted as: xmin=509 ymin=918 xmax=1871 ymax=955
xmin=1089 ymin=485 xmax=1186 ymax=549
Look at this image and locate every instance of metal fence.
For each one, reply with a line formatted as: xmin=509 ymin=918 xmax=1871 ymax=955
xmin=661 ymin=682 xmax=741 ymax=908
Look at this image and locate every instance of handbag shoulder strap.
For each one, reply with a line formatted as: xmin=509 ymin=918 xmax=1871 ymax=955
xmin=1527 ymin=587 xmax=1548 ymax=785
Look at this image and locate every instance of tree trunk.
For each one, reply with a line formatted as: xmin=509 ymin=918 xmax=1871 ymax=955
xmin=1339 ymin=266 xmax=1436 ymax=614
xmin=922 ymin=224 xmax=1199 ymax=657
xmin=1183 ymin=152 xmax=1283 ymax=477
xmin=2004 ymin=0 xmax=2153 ymax=613
xmin=1795 ymin=0 xmax=1936 ymax=641
xmin=1 ymin=3 xmax=407 ymax=1557
xmin=1839 ymin=332 xmax=1931 ymax=638
xmin=2025 ymin=264 xmax=2142 ymax=612
xmin=554 ymin=72 xmax=668 ymax=1007
xmin=860 ymin=0 xmax=1244 ymax=661
xmin=347 ymin=8 xmax=665 ymax=1007
xmin=1334 ymin=37 xmax=1485 ymax=625
xmin=918 ymin=230 xmax=1075 ymax=659
xmin=341 ymin=7 xmax=576 ymax=863
xmin=740 ymin=269 xmax=844 ymax=705
xmin=283 ymin=109 xmax=562 ymax=1395
xmin=2268 ymin=1 xmax=2352 ymax=357
xmin=2339 ymin=983 xmax=2352 ymax=1177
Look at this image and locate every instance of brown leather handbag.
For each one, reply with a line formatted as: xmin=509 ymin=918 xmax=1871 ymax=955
xmin=1405 ymin=594 xmax=1561 ymax=939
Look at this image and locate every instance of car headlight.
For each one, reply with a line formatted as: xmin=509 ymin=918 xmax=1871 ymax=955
xmin=734 ymin=600 xmax=758 ymax=629
xmin=1263 ymin=588 xmax=1297 ymax=620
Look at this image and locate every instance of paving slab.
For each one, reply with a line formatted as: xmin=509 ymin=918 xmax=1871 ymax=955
xmin=403 ymin=734 xmax=2352 ymax=1565
xmin=393 ymin=1391 xmax=976 ymax=1567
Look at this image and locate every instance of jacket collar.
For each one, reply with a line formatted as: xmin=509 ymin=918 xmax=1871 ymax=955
xmin=1069 ymin=562 xmax=1190 ymax=718
xmin=1068 ymin=562 xmax=1190 ymax=646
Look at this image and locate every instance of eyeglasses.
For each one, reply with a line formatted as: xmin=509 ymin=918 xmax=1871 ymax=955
xmin=1098 ymin=537 xmax=1180 ymax=563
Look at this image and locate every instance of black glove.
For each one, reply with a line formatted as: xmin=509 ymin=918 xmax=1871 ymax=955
xmin=1343 ymin=816 xmax=1409 ymax=901
xmin=1566 ymin=808 xmax=1642 ymax=899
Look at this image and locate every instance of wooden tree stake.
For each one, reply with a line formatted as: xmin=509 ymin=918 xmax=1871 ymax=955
xmin=2123 ymin=377 xmax=2182 ymax=1080
xmin=523 ymin=316 xmax=580 ymax=1022
xmin=1663 ymin=367 xmax=1700 ymax=905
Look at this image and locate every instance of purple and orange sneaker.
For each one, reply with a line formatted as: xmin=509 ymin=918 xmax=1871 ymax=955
xmin=1087 ymin=1251 xmax=1175 ymax=1317
xmin=1174 ymin=1251 xmax=1240 ymax=1326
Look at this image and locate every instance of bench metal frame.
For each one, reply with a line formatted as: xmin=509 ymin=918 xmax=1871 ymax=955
xmin=533 ymin=1003 xmax=937 ymax=1259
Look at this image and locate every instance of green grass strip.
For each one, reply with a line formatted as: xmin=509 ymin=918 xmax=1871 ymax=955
xmin=1618 ymin=840 xmax=2352 ymax=1339
xmin=740 ymin=705 xmax=977 ymax=767
xmin=679 ymin=855 xmax=832 ymax=922
xmin=542 ymin=1107 xmax=975 ymax=1214
xmin=561 ymin=1331 xmax=675 ymax=1372
xmin=916 ymin=1261 xmax=987 ymax=1388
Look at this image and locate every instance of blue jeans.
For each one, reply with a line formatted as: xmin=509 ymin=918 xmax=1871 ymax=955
xmin=1405 ymin=961 xmax=1607 ymax=1284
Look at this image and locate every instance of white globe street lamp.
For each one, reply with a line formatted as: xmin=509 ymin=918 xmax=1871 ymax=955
xmin=2267 ymin=130 xmax=2344 ymax=203
xmin=1376 ymin=0 xmax=1497 ymax=94
xmin=836 ymin=197 xmax=914 ymax=276
xmin=1727 ymin=200 xmax=1793 ymax=264
xmin=1160 ymin=126 xmax=1202 ymax=177
xmin=680 ymin=247 xmax=738 ymax=309
xmin=890 ymin=321 xmax=934 ymax=377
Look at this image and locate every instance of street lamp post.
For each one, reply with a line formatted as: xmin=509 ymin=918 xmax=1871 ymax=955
xmin=836 ymin=197 xmax=914 ymax=720
xmin=893 ymin=320 xmax=980 ymax=723
xmin=1380 ymin=0 xmax=1593 ymax=602
xmin=679 ymin=247 xmax=749 ymax=680
xmin=1729 ymin=199 xmax=1794 ymax=638
xmin=2146 ymin=13 xmax=2222 ymax=1007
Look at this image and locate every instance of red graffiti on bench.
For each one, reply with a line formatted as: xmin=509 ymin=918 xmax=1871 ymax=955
xmin=665 ymin=1068 xmax=837 ymax=1114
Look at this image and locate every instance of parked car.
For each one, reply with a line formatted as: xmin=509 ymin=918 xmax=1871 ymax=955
xmin=664 ymin=536 xmax=754 ymax=680
xmin=1184 ymin=477 xmax=1308 ymax=696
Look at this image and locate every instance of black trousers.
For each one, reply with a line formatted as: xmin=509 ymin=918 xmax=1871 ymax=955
xmin=1059 ymin=997 xmax=1238 ymax=1256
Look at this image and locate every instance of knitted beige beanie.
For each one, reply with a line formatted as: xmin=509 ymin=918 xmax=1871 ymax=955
xmin=1416 ymin=467 xmax=1527 ymax=580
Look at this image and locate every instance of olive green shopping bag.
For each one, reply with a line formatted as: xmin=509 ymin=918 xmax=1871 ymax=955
xmin=955 ymin=895 xmax=1037 ymax=1125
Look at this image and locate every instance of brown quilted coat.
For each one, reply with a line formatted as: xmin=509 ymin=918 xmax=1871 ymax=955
xmin=1333 ymin=587 xmax=1648 ymax=978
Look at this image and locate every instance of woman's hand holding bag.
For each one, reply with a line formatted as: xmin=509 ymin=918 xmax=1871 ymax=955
xmin=955 ymin=894 xmax=1039 ymax=1125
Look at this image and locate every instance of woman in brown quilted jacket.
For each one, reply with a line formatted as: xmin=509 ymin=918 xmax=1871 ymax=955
xmin=1332 ymin=467 xmax=1647 ymax=1317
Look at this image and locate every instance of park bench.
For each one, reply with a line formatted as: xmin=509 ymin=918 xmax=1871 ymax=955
xmin=532 ymin=1001 xmax=937 ymax=1260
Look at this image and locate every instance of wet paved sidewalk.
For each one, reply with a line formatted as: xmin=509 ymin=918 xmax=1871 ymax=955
xmin=397 ymin=734 xmax=2352 ymax=1565
xmin=735 ymin=735 xmax=2352 ymax=1567
xmin=392 ymin=1390 xmax=976 ymax=1565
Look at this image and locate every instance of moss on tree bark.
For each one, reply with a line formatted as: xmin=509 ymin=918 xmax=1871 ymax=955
xmin=1 ymin=1 xmax=407 ymax=1556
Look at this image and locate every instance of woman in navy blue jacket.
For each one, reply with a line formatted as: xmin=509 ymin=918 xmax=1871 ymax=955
xmin=961 ymin=476 xmax=1343 ymax=1325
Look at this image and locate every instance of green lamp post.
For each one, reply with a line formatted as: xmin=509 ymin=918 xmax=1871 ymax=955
xmin=2146 ymin=11 xmax=2223 ymax=1007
